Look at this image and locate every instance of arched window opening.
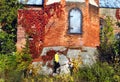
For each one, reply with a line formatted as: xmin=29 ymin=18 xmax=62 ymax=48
xmin=68 ymin=8 xmax=82 ymax=34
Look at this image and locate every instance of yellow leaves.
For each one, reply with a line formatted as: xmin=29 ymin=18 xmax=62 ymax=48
xmin=0 ymin=79 xmax=4 ymax=82
xmin=23 ymin=78 xmax=28 ymax=82
xmin=70 ymin=76 xmax=74 ymax=82
xmin=31 ymin=79 xmax=34 ymax=82
xmin=70 ymin=55 xmax=83 ymax=73
xmin=113 ymin=75 xmax=120 ymax=82
xmin=27 ymin=63 xmax=42 ymax=77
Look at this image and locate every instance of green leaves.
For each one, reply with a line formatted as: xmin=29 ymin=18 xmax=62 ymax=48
xmin=0 ymin=31 xmax=16 ymax=54
xmin=78 ymin=62 xmax=115 ymax=82
xmin=100 ymin=16 xmax=114 ymax=44
xmin=0 ymin=52 xmax=32 ymax=82
xmin=99 ymin=16 xmax=120 ymax=63
xmin=0 ymin=55 xmax=6 ymax=72
xmin=0 ymin=0 xmax=23 ymax=54
xmin=0 ymin=0 xmax=22 ymax=24
xmin=0 ymin=31 xmax=6 ymax=39
xmin=15 ymin=52 xmax=32 ymax=71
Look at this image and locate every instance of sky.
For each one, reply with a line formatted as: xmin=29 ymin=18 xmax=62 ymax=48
xmin=18 ymin=0 xmax=43 ymax=5
xmin=99 ymin=0 xmax=120 ymax=8
xmin=18 ymin=0 xmax=120 ymax=8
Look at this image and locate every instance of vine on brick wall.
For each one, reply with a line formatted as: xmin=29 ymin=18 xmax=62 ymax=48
xmin=18 ymin=3 xmax=63 ymax=58
xmin=116 ymin=9 xmax=120 ymax=20
xmin=42 ymin=50 xmax=56 ymax=63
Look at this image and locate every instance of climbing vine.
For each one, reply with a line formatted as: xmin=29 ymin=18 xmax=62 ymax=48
xmin=116 ymin=9 xmax=120 ymax=20
xmin=18 ymin=3 xmax=63 ymax=58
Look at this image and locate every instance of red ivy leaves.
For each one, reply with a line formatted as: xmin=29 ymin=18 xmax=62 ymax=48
xmin=42 ymin=50 xmax=56 ymax=63
xmin=116 ymin=9 xmax=120 ymax=20
xmin=18 ymin=3 xmax=63 ymax=58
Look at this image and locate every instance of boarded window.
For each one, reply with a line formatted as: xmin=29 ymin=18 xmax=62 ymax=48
xmin=69 ymin=8 xmax=82 ymax=34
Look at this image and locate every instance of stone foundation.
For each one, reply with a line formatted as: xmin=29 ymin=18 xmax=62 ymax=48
xmin=32 ymin=46 xmax=98 ymax=75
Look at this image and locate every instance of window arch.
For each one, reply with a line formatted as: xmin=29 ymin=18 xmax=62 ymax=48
xmin=68 ymin=8 xmax=82 ymax=34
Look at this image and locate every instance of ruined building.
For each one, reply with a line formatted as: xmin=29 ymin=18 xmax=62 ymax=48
xmin=17 ymin=0 xmax=100 ymax=74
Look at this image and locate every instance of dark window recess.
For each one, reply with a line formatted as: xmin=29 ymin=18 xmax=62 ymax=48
xmin=28 ymin=36 xmax=33 ymax=40
xmin=115 ymin=32 xmax=120 ymax=39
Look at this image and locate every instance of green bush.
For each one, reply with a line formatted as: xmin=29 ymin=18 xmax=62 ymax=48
xmin=0 ymin=31 xmax=16 ymax=54
xmin=0 ymin=52 xmax=32 ymax=82
xmin=77 ymin=62 xmax=115 ymax=82
xmin=17 ymin=62 xmax=120 ymax=82
xmin=99 ymin=16 xmax=120 ymax=65
xmin=0 ymin=0 xmax=23 ymax=54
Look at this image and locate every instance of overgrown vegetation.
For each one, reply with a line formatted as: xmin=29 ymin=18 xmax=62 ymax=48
xmin=0 ymin=31 xmax=15 ymax=54
xmin=116 ymin=21 xmax=120 ymax=27
xmin=0 ymin=0 xmax=120 ymax=81
xmin=0 ymin=0 xmax=22 ymax=54
xmin=19 ymin=62 xmax=120 ymax=82
xmin=78 ymin=62 xmax=117 ymax=82
xmin=0 ymin=36 xmax=32 ymax=82
xmin=98 ymin=16 xmax=120 ymax=64
xmin=19 ymin=16 xmax=120 ymax=82
xmin=0 ymin=52 xmax=32 ymax=82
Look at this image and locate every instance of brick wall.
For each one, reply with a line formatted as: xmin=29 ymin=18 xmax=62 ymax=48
xmin=85 ymin=4 xmax=100 ymax=46
xmin=17 ymin=1 xmax=100 ymax=56
xmin=16 ymin=25 xmax=26 ymax=51
xmin=44 ymin=2 xmax=100 ymax=47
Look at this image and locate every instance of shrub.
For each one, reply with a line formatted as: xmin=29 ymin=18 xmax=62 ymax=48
xmin=0 ymin=31 xmax=16 ymax=54
xmin=0 ymin=52 xmax=32 ymax=82
xmin=19 ymin=62 xmax=120 ymax=82
xmin=77 ymin=62 xmax=115 ymax=82
xmin=0 ymin=0 xmax=23 ymax=54
xmin=98 ymin=16 xmax=120 ymax=65
xmin=116 ymin=21 xmax=120 ymax=27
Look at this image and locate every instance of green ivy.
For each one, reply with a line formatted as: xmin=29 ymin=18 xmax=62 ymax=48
xmin=0 ymin=0 xmax=23 ymax=54
xmin=0 ymin=0 xmax=22 ymax=24
xmin=0 ymin=31 xmax=16 ymax=54
xmin=77 ymin=62 xmax=115 ymax=82
xmin=99 ymin=16 xmax=120 ymax=64
xmin=0 ymin=52 xmax=32 ymax=82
